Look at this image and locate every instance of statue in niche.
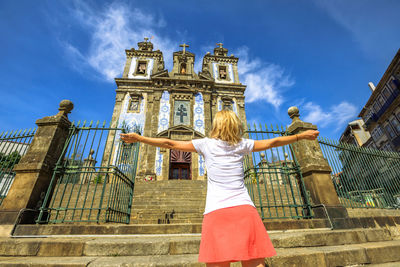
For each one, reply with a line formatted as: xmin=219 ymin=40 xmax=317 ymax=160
xmin=202 ymin=64 xmax=212 ymax=77
xmin=158 ymin=60 xmax=165 ymax=71
xmin=180 ymin=63 xmax=187 ymax=74
xmin=137 ymin=62 xmax=147 ymax=74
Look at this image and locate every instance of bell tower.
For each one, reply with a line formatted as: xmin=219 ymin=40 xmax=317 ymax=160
xmin=170 ymin=43 xmax=196 ymax=78
xmin=200 ymin=43 xmax=246 ymax=123
xmin=108 ymin=41 xmax=248 ymax=182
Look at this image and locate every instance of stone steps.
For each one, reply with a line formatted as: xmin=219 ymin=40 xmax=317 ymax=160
xmin=131 ymin=219 xmax=204 ymax=224
xmin=130 ymin=180 xmax=207 ymax=224
xmin=1 ymin=228 xmax=400 ymax=266
xmin=0 ymin=228 xmax=394 ymax=256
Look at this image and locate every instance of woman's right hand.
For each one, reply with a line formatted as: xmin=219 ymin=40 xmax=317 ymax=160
xmin=120 ymin=133 xmax=141 ymax=143
xmin=299 ymin=130 xmax=319 ymax=140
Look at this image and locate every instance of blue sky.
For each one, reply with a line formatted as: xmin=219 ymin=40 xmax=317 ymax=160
xmin=0 ymin=0 xmax=399 ymax=140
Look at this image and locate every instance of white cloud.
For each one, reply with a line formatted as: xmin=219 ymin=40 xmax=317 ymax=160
xmin=236 ymin=47 xmax=294 ymax=108
xmin=63 ymin=1 xmax=176 ymax=82
xmin=302 ymin=101 xmax=358 ymax=129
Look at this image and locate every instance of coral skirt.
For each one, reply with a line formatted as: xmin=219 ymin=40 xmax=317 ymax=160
xmin=198 ymin=204 xmax=276 ymax=263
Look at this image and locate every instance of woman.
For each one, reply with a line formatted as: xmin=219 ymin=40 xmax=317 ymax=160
xmin=120 ymin=110 xmax=319 ymax=267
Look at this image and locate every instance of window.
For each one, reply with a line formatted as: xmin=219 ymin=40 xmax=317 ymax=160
xmin=373 ymin=102 xmax=381 ymax=113
xmin=218 ymin=66 xmax=227 ymax=80
xmin=136 ymin=61 xmax=147 ymax=74
xmin=382 ymin=143 xmax=393 ymax=151
xmin=390 ymin=117 xmax=400 ymax=133
xmin=371 ymin=126 xmax=383 ymax=142
xmin=382 ymin=86 xmax=392 ymax=99
xmin=388 ymin=75 xmax=399 ymax=91
xmin=385 ymin=124 xmax=396 ymax=139
xmin=378 ymin=95 xmax=385 ymax=106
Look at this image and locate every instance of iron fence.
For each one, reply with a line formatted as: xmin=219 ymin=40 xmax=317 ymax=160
xmin=36 ymin=121 xmax=140 ymax=224
xmin=319 ymin=138 xmax=400 ymax=209
xmin=244 ymin=124 xmax=313 ymax=219
xmin=0 ymin=128 xmax=36 ymax=206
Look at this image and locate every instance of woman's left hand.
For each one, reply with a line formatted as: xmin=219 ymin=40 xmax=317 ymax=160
xmin=120 ymin=133 xmax=141 ymax=143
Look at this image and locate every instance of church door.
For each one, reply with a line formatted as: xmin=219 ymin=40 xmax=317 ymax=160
xmin=169 ymin=150 xmax=191 ymax=180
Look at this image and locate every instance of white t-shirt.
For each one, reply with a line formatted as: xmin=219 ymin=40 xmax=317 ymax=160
xmin=192 ymin=137 xmax=255 ymax=215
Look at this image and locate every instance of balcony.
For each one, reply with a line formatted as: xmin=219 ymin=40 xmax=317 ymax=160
xmin=365 ymin=89 xmax=400 ymax=129
xmin=375 ymin=90 xmax=400 ymax=119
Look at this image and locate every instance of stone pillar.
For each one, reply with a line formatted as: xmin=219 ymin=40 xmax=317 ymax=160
xmin=79 ymin=149 xmax=96 ymax=183
xmin=0 ymin=100 xmax=73 ymax=234
xmin=287 ymin=106 xmax=348 ymax=219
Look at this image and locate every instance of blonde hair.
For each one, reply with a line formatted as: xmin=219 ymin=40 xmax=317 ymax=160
xmin=210 ymin=110 xmax=243 ymax=145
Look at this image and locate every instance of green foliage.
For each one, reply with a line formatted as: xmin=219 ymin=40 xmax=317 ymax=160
xmin=93 ymin=175 xmax=103 ymax=184
xmin=0 ymin=151 xmax=22 ymax=172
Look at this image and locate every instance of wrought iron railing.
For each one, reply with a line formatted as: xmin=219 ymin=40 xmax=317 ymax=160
xmin=0 ymin=128 xmax=36 ymax=206
xmin=319 ymin=137 xmax=400 ymax=209
xmin=36 ymin=121 xmax=140 ymax=224
xmin=244 ymin=124 xmax=313 ymax=219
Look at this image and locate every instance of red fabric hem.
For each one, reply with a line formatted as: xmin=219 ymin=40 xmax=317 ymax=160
xmin=197 ymin=204 xmax=276 ymax=263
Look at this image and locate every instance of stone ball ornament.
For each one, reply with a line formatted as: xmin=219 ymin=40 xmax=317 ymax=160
xmin=58 ymin=100 xmax=74 ymax=114
xmin=287 ymin=106 xmax=299 ymax=120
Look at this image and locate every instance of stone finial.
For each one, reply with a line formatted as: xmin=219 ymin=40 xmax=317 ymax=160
xmin=288 ymin=106 xmax=300 ymax=122
xmin=58 ymin=100 xmax=74 ymax=118
xmin=260 ymin=152 xmax=265 ymax=159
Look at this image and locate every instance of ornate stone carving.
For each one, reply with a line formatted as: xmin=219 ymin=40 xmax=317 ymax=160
xmin=137 ymin=37 xmax=154 ymax=51
xmin=172 ymin=93 xmax=192 ymax=100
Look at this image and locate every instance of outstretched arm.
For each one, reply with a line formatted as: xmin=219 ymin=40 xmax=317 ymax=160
xmin=120 ymin=132 xmax=196 ymax=152
xmin=253 ymin=130 xmax=319 ymax=152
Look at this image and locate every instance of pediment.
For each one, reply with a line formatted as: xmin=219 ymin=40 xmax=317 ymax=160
xmin=156 ymin=125 xmax=205 ymax=139
xmin=151 ymin=70 xmax=169 ymax=78
xmin=198 ymin=72 xmax=213 ymax=81
xmin=176 ymin=84 xmax=191 ymax=90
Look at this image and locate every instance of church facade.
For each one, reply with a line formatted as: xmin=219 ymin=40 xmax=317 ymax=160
xmin=108 ymin=39 xmax=249 ymax=181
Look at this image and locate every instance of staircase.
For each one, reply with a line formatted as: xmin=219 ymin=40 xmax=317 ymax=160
xmin=1 ymin=227 xmax=400 ymax=266
xmin=130 ymin=180 xmax=207 ymax=224
xmin=2 ymin=180 xmax=400 ymax=266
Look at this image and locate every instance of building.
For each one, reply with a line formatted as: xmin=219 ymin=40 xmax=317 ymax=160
xmin=339 ymin=119 xmax=371 ymax=146
xmin=358 ymin=49 xmax=400 ymax=151
xmin=105 ymin=39 xmax=249 ymax=181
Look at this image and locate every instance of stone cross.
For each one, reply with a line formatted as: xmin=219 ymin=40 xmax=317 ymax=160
xmin=216 ymin=43 xmax=223 ymax=48
xmin=176 ymin=104 xmax=187 ymax=123
xmin=180 ymin=43 xmax=189 ymax=54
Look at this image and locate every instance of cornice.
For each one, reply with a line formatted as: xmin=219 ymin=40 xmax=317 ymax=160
xmin=203 ymin=55 xmax=238 ymax=64
xmin=126 ymin=49 xmax=163 ymax=58
xmin=115 ymin=77 xmax=246 ymax=95
xmin=359 ymin=49 xmax=400 ymax=116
